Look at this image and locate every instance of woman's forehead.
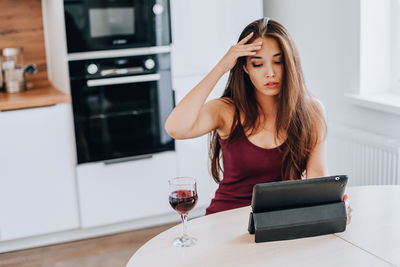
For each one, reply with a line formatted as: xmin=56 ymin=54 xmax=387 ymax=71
xmin=251 ymin=37 xmax=281 ymax=57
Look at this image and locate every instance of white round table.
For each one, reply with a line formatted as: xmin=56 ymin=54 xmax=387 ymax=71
xmin=127 ymin=185 xmax=400 ymax=267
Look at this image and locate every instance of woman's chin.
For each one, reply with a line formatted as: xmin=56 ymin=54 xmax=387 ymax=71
xmin=256 ymin=87 xmax=281 ymax=97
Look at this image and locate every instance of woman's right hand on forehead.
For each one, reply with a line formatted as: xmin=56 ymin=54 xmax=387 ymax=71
xmin=215 ymin=32 xmax=262 ymax=74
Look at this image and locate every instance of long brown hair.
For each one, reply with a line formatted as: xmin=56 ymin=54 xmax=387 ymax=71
xmin=209 ymin=18 xmax=326 ymax=183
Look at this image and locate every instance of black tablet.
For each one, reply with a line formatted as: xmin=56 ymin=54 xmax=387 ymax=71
xmin=251 ymin=175 xmax=348 ymax=213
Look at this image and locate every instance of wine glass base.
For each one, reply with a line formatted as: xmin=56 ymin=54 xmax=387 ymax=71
xmin=172 ymin=236 xmax=197 ymax=247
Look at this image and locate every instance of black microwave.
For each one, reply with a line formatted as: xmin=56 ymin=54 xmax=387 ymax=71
xmin=64 ymin=0 xmax=171 ymax=53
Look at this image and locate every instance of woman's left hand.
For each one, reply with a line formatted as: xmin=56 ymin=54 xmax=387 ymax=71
xmin=343 ymin=194 xmax=353 ymax=225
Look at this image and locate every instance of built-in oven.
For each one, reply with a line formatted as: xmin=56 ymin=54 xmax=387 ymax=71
xmin=64 ymin=0 xmax=171 ymax=53
xmin=69 ymin=53 xmax=174 ymax=164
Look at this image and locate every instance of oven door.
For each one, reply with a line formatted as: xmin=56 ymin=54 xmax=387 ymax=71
xmin=71 ymin=72 xmax=174 ymax=164
xmin=64 ymin=0 xmax=171 ymax=53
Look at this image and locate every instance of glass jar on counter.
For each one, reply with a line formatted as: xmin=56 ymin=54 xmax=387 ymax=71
xmin=2 ymin=47 xmax=24 ymax=70
xmin=1 ymin=48 xmax=36 ymax=93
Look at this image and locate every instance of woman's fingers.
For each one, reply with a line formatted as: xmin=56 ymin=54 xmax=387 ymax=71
xmin=236 ymin=49 xmax=258 ymax=56
xmin=233 ymin=44 xmax=262 ymax=55
xmin=344 ymin=194 xmax=353 ymax=225
xmin=347 ymin=205 xmax=352 ymax=224
xmin=236 ymin=41 xmax=263 ymax=50
xmin=239 ymin=51 xmax=257 ymax=57
xmin=238 ymin=32 xmax=254 ymax=45
xmin=342 ymin=194 xmax=352 ymax=225
xmin=216 ymin=35 xmax=261 ymax=73
xmin=225 ymin=45 xmax=260 ymax=60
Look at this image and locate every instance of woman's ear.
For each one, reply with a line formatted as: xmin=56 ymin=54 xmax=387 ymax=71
xmin=243 ymin=64 xmax=249 ymax=75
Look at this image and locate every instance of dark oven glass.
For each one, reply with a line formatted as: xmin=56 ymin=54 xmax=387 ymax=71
xmin=69 ymin=54 xmax=174 ymax=164
xmin=64 ymin=0 xmax=171 ymax=53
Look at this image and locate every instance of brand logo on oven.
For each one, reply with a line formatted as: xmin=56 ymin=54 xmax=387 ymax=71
xmin=112 ymin=39 xmax=127 ymax=45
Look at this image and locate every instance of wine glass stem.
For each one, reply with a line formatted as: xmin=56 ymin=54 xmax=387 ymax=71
xmin=180 ymin=213 xmax=188 ymax=239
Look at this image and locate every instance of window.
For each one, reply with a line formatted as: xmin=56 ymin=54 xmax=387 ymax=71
xmin=391 ymin=0 xmax=400 ymax=93
xmin=347 ymin=0 xmax=400 ymax=116
xmin=360 ymin=0 xmax=391 ymax=95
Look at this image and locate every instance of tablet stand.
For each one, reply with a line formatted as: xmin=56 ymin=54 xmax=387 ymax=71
xmin=248 ymin=202 xmax=347 ymax=243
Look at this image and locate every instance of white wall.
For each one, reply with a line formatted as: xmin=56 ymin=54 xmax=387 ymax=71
xmin=263 ymin=0 xmax=400 ymax=140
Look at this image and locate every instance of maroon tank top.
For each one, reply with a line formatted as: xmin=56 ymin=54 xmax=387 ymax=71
xmin=205 ymin=134 xmax=285 ymax=215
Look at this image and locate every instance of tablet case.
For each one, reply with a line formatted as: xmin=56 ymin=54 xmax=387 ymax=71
xmin=248 ymin=175 xmax=348 ymax=243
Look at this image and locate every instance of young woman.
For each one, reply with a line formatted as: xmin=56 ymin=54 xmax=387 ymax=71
xmin=165 ymin=18 xmax=351 ymax=221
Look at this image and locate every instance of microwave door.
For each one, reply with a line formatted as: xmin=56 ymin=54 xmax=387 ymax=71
xmin=64 ymin=0 xmax=168 ymax=53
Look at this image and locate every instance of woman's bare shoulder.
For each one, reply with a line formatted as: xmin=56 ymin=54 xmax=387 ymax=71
xmin=217 ymin=97 xmax=236 ymax=117
xmin=308 ymin=97 xmax=327 ymax=141
xmin=207 ymin=97 xmax=235 ymax=112
xmin=208 ymin=97 xmax=235 ymax=138
xmin=310 ymin=97 xmax=326 ymax=116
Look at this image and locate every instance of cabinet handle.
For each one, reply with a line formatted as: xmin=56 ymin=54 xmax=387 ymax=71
xmin=104 ymin=154 xmax=153 ymax=165
xmin=87 ymin=74 xmax=160 ymax=87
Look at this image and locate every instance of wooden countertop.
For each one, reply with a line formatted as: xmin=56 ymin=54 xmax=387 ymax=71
xmin=0 ymin=80 xmax=71 ymax=111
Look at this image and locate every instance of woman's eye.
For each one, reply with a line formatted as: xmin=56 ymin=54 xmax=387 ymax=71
xmin=275 ymin=61 xmax=282 ymax=64
xmin=252 ymin=63 xmax=262 ymax=67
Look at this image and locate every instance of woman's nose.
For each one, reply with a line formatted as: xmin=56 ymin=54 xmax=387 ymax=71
xmin=264 ymin=64 xmax=275 ymax=78
xmin=265 ymin=70 xmax=275 ymax=78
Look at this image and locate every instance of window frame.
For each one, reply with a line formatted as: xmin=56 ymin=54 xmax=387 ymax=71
xmin=391 ymin=0 xmax=400 ymax=93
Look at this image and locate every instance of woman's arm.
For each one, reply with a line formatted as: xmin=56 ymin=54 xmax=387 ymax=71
xmin=306 ymin=140 xmax=327 ymax=178
xmin=306 ymin=99 xmax=328 ymax=178
xmin=165 ymin=32 xmax=261 ymax=140
xmin=164 ymin=66 xmax=226 ymax=140
xmin=305 ymin=100 xmax=352 ymax=224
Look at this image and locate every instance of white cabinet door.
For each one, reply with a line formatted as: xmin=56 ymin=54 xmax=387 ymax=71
xmin=175 ymin=136 xmax=218 ymax=208
xmin=77 ymin=152 xmax=177 ymax=228
xmin=170 ymin=0 xmax=264 ymax=78
xmin=0 ymin=104 xmax=80 ymax=241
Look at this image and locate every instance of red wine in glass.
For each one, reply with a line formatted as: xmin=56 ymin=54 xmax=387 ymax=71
xmin=169 ymin=190 xmax=198 ymax=215
xmin=168 ymin=177 xmax=198 ymax=247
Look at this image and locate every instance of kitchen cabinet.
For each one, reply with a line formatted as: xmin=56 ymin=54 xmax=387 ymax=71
xmin=76 ymin=152 xmax=177 ymax=228
xmin=0 ymin=104 xmax=79 ymax=241
xmin=170 ymin=0 xmax=264 ymax=78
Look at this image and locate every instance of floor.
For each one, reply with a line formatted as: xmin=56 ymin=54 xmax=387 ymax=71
xmin=0 ymin=223 xmax=178 ymax=267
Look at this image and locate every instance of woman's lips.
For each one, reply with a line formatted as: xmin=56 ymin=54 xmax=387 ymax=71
xmin=264 ymin=82 xmax=279 ymax=88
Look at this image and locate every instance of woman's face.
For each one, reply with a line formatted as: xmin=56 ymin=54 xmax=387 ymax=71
xmin=243 ymin=37 xmax=284 ymax=98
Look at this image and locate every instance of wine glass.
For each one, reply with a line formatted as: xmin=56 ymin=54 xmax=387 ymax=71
xmin=168 ymin=177 xmax=198 ymax=247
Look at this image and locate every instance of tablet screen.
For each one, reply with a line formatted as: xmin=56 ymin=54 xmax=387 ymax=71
xmin=251 ymin=175 xmax=348 ymax=213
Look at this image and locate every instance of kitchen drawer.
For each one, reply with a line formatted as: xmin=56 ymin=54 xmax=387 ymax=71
xmin=76 ymin=152 xmax=177 ymax=228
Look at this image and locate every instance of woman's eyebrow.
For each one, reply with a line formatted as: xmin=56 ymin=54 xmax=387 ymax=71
xmin=273 ymin=52 xmax=282 ymax=57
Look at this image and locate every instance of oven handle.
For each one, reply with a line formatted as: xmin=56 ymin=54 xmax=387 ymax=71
xmin=86 ymin=73 xmax=160 ymax=87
